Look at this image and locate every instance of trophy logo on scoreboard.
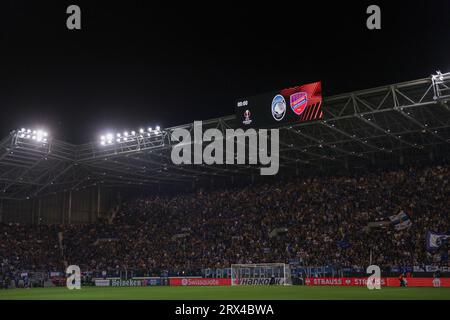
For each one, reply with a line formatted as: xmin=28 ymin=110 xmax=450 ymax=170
xmin=290 ymin=92 xmax=308 ymax=116
xmin=271 ymin=94 xmax=286 ymax=121
xmin=243 ymin=109 xmax=252 ymax=125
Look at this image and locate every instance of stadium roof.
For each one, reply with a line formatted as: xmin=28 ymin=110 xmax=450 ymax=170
xmin=1 ymin=73 xmax=450 ymax=200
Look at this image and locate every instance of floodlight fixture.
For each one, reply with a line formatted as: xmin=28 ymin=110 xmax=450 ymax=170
xmin=99 ymin=125 xmax=163 ymax=146
xmin=17 ymin=128 xmax=49 ymax=145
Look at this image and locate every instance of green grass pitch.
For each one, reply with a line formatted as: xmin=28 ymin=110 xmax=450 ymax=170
xmin=1 ymin=286 xmax=450 ymax=300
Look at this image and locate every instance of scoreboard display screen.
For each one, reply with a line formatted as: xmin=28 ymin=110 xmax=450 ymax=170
xmin=235 ymin=81 xmax=323 ymax=128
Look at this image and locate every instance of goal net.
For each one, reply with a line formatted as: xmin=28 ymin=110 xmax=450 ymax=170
xmin=231 ymin=263 xmax=292 ymax=285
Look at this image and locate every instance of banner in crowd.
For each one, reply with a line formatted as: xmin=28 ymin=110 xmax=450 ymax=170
xmin=94 ymin=279 xmax=110 ymax=287
xmin=426 ymin=231 xmax=450 ymax=251
xmin=389 ymin=211 xmax=412 ymax=230
xmin=389 ymin=266 xmax=413 ymax=273
xmin=416 ymin=265 xmax=450 ymax=273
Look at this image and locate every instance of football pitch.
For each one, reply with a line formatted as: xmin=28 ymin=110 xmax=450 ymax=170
xmin=1 ymin=286 xmax=450 ymax=300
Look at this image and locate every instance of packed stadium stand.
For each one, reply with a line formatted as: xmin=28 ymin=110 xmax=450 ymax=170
xmin=1 ymin=162 xmax=449 ymax=285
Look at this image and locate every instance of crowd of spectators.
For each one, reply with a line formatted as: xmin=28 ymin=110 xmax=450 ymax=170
xmin=1 ymin=164 xmax=449 ymax=277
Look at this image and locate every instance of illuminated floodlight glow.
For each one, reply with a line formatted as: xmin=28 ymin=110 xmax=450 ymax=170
xmin=99 ymin=133 xmax=115 ymax=146
xmin=99 ymin=125 xmax=163 ymax=146
xmin=17 ymin=128 xmax=49 ymax=144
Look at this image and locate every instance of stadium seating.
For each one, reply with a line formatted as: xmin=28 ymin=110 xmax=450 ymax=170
xmin=1 ymin=163 xmax=449 ymax=279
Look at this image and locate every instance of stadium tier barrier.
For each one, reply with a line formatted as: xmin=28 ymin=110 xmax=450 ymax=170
xmin=93 ymin=277 xmax=169 ymax=287
xmin=91 ymin=277 xmax=230 ymax=287
xmin=85 ymin=276 xmax=449 ymax=287
xmin=170 ymin=278 xmax=231 ymax=286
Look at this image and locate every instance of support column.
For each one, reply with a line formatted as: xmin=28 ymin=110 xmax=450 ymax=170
xmin=68 ymin=190 xmax=72 ymax=224
xmin=62 ymin=192 xmax=65 ymax=224
xmin=97 ymin=185 xmax=101 ymax=219
xmin=31 ymin=199 xmax=35 ymax=224
xmin=38 ymin=198 xmax=42 ymax=225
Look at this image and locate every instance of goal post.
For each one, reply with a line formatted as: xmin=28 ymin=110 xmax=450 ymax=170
xmin=231 ymin=263 xmax=292 ymax=286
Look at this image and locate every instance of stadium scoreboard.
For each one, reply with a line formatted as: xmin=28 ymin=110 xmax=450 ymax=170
xmin=235 ymin=81 xmax=323 ymax=128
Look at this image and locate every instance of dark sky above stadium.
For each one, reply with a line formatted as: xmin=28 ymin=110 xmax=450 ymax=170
xmin=0 ymin=1 xmax=449 ymax=143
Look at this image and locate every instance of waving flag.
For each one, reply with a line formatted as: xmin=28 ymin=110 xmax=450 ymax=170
xmin=388 ymin=211 xmax=412 ymax=230
xmin=426 ymin=231 xmax=450 ymax=251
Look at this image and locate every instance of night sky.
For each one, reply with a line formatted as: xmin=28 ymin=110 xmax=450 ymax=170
xmin=0 ymin=1 xmax=449 ymax=143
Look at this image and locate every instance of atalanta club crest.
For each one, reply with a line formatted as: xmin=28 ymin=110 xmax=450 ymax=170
xmin=290 ymin=92 xmax=308 ymax=115
xmin=271 ymin=94 xmax=286 ymax=121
